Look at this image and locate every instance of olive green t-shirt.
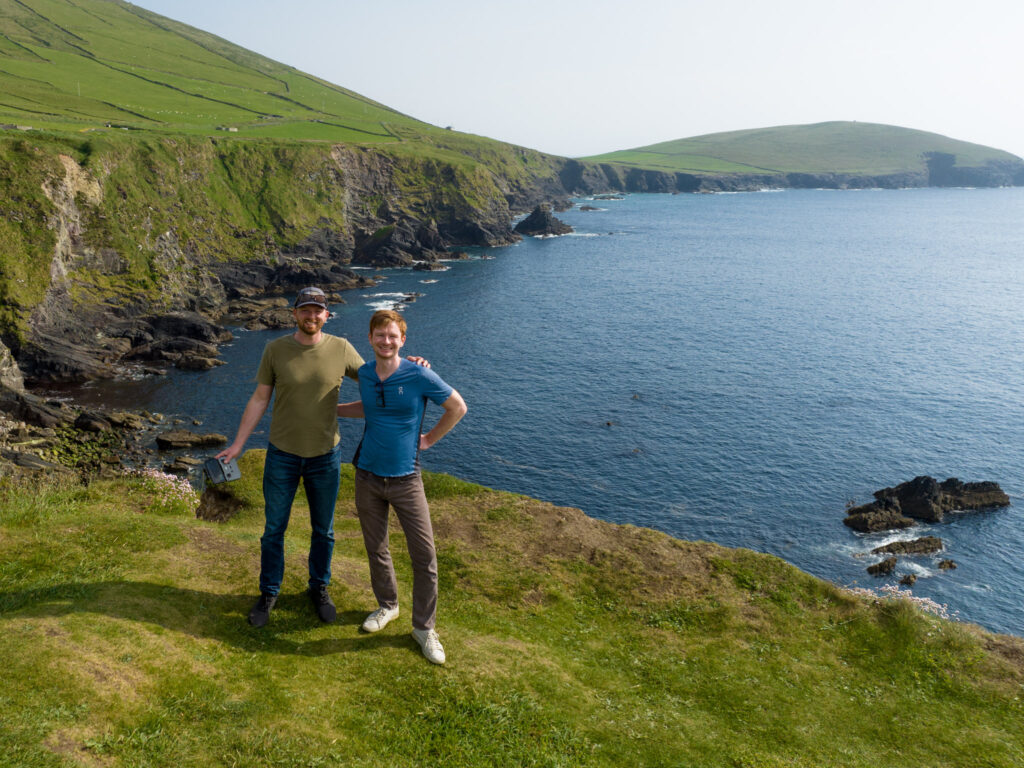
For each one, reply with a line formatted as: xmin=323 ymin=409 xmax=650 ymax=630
xmin=256 ymin=334 xmax=363 ymax=458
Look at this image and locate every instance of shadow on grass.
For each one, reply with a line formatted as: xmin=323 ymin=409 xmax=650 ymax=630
xmin=0 ymin=581 xmax=417 ymax=657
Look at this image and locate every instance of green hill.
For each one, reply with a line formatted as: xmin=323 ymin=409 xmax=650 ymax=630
xmin=584 ymin=121 xmax=1024 ymax=182
xmin=1 ymin=458 xmax=1022 ymax=766
xmin=0 ymin=0 xmax=438 ymax=144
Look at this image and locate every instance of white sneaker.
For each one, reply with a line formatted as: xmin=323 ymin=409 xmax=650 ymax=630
xmin=412 ymin=628 xmax=446 ymax=665
xmin=361 ymin=605 xmax=399 ymax=633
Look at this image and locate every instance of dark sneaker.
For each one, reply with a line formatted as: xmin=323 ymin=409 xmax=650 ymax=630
xmin=248 ymin=593 xmax=276 ymax=627
xmin=308 ymin=585 xmax=337 ymax=623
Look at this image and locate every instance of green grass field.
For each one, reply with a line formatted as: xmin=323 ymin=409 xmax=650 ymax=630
xmin=0 ymin=0 xmax=536 ymax=163
xmin=585 ymin=121 xmax=1022 ymax=176
xmin=0 ymin=0 xmax=417 ymax=142
xmin=1 ymin=455 xmax=1022 ymax=767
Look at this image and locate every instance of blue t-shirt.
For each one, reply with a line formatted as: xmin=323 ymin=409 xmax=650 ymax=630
xmin=354 ymin=359 xmax=454 ymax=477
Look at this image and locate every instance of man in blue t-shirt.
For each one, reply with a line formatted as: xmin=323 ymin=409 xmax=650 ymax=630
xmin=338 ymin=309 xmax=467 ymax=664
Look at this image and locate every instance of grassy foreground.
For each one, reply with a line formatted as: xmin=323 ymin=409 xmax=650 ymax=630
xmin=1 ymin=453 xmax=1022 ymax=767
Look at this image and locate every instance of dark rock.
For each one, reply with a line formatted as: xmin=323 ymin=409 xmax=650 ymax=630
xmin=106 ymin=411 xmax=145 ymax=430
xmin=871 ymin=536 xmax=943 ymax=556
xmin=164 ymin=455 xmax=202 ymax=475
xmin=514 ymin=204 xmax=573 ymax=237
xmin=152 ymin=338 xmax=220 ymax=357
xmin=352 ymin=219 xmax=451 ymax=268
xmin=18 ymin=332 xmax=116 ymax=383
xmin=867 ymin=556 xmax=898 ymax=577
xmin=287 ymin=227 xmax=354 ymax=263
xmin=104 ymin=318 xmax=156 ymax=347
xmin=268 ymin=263 xmax=368 ymax=293
xmin=155 ymin=430 xmax=228 ymax=450
xmin=579 ymin=205 xmax=599 ymax=211
xmin=938 ymin=559 xmax=958 ymax=570
xmin=219 ymin=297 xmax=302 ymax=331
xmin=846 ymin=476 xmax=1010 ymax=532
xmin=843 ymin=497 xmax=915 ymax=533
xmin=0 ymin=448 xmax=71 ymax=473
xmin=147 ymin=312 xmax=232 ymax=345
xmin=0 ymin=385 xmax=72 ymax=428
xmin=876 ymin=475 xmax=1010 ymax=523
xmin=174 ymin=355 xmax=225 ymax=371
xmin=74 ymin=410 xmax=113 ymax=433
xmin=211 ymin=261 xmax=278 ymax=299
xmin=175 ymin=355 xmax=225 ymax=371
xmin=899 ymin=574 xmax=918 ymax=586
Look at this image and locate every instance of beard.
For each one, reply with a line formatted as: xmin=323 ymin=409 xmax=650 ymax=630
xmin=300 ymin=318 xmax=324 ymax=333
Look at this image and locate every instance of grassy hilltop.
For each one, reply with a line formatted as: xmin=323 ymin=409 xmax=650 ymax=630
xmin=0 ymin=0 xmax=564 ymax=177
xmin=1 ymin=0 xmax=456 ymax=144
xmin=1 ymin=456 xmax=1023 ymax=767
xmin=585 ymin=121 xmax=1024 ymax=180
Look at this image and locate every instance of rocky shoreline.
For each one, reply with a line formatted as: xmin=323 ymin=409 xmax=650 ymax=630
xmin=0 ymin=379 xmax=228 ymax=483
xmin=844 ymin=476 xmax=1011 ymax=581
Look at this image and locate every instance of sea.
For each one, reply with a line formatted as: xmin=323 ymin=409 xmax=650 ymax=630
xmin=63 ymin=187 xmax=1024 ymax=637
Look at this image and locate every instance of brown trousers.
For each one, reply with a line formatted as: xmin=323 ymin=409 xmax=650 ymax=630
xmin=354 ymin=468 xmax=438 ymax=630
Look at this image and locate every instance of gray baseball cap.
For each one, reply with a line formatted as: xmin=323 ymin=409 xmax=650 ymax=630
xmin=294 ymin=286 xmax=328 ymax=309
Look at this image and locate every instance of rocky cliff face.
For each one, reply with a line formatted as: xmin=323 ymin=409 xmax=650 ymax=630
xmin=561 ymin=155 xmax=1024 ymax=195
xmin=0 ymin=136 xmax=570 ymax=384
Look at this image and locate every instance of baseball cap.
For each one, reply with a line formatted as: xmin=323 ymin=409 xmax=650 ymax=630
xmin=294 ymin=287 xmax=328 ymax=309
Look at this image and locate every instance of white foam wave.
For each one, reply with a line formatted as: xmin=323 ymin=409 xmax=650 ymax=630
xmin=904 ymin=562 xmax=936 ymax=577
xmin=366 ymin=300 xmax=407 ymax=312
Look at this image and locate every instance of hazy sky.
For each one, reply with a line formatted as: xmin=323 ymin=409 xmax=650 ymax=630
xmin=129 ymin=0 xmax=1024 ymax=159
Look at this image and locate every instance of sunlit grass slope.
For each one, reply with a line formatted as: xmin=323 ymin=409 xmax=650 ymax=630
xmin=0 ymin=0 xmax=479 ymax=150
xmin=1 ymin=454 xmax=1022 ymax=767
xmin=585 ymin=121 xmax=1022 ymax=176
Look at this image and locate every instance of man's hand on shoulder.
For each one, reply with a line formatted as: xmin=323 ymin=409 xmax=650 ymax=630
xmin=406 ymin=355 xmax=431 ymax=369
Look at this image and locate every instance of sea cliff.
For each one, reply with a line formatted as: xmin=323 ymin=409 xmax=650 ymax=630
xmin=0 ymin=132 xmax=586 ymax=384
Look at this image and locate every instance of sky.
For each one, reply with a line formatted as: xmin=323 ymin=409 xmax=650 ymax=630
xmin=129 ymin=0 xmax=1024 ymax=159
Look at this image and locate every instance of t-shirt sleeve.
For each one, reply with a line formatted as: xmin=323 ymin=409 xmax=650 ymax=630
xmin=418 ymin=367 xmax=454 ymax=406
xmin=344 ymin=341 xmax=364 ymax=381
xmin=255 ymin=344 xmax=275 ymax=386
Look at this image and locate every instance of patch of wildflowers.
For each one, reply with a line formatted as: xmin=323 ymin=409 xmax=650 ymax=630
xmin=844 ymin=583 xmax=954 ymax=620
xmin=124 ymin=467 xmax=199 ymax=515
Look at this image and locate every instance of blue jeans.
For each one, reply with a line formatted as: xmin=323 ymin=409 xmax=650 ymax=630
xmin=259 ymin=442 xmax=342 ymax=596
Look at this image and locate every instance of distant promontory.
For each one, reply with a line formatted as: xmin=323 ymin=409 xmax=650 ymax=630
xmin=579 ymin=121 xmax=1024 ymax=193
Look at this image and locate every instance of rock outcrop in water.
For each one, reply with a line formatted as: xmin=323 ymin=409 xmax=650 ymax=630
xmin=514 ymin=204 xmax=573 ymax=237
xmin=871 ymin=536 xmax=944 ymax=556
xmin=844 ymin=476 xmax=1010 ymax=533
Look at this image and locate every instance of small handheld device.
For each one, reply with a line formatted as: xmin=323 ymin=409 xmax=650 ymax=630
xmin=203 ymin=457 xmax=241 ymax=485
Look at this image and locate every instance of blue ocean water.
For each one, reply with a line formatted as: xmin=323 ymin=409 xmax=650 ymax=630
xmin=68 ymin=188 xmax=1024 ymax=636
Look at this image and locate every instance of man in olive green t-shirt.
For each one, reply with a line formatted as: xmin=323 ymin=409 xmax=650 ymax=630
xmin=217 ymin=286 xmax=362 ymax=628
